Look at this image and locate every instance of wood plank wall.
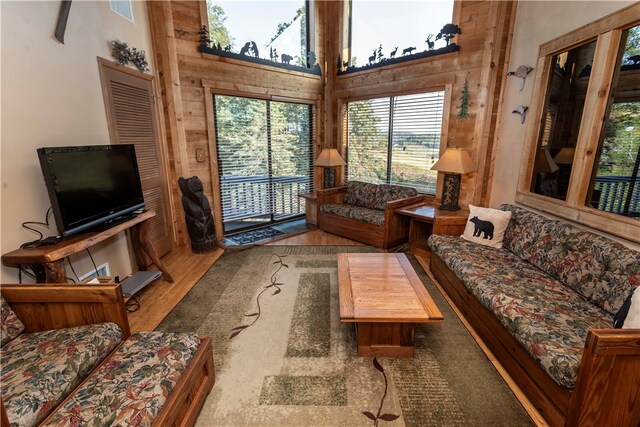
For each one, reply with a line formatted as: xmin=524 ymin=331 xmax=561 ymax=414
xmin=147 ymin=0 xmax=515 ymax=243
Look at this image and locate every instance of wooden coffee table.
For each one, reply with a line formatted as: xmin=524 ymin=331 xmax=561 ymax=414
xmin=338 ymin=253 xmax=443 ymax=358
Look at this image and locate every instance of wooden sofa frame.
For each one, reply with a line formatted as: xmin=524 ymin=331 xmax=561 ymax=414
xmin=0 ymin=283 xmax=214 ymax=427
xmin=316 ymin=186 xmax=423 ymax=249
xmin=430 ymin=254 xmax=640 ymax=426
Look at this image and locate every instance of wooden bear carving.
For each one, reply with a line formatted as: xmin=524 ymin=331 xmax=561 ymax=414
xmin=178 ymin=176 xmax=217 ymax=253
xmin=469 ymin=216 xmax=494 ymax=240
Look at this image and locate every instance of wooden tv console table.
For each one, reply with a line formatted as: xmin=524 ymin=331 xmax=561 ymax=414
xmin=2 ymin=210 xmax=174 ymax=283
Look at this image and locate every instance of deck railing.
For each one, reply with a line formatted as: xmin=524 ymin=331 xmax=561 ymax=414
xmin=219 ymin=175 xmax=312 ymax=223
xmin=594 ymin=175 xmax=640 ymax=217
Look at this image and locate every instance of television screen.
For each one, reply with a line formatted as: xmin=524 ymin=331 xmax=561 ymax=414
xmin=38 ymin=145 xmax=145 ymax=236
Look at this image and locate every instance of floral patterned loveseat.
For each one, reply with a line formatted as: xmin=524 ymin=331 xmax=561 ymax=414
xmin=0 ymin=284 xmax=214 ymax=427
xmin=428 ymin=204 xmax=640 ymax=426
xmin=316 ymin=181 xmax=422 ymax=248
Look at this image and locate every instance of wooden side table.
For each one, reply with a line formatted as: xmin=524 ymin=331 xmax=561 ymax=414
xmin=395 ymin=203 xmax=469 ymax=258
xmin=2 ymin=210 xmax=173 ymax=283
xmin=299 ymin=192 xmax=318 ymax=225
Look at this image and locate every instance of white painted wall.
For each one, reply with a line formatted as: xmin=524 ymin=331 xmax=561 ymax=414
xmin=1 ymin=1 xmax=154 ymax=282
xmin=489 ymin=0 xmax=635 ymax=208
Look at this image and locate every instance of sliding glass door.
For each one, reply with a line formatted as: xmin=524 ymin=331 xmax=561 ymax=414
xmin=214 ymin=95 xmax=314 ymax=233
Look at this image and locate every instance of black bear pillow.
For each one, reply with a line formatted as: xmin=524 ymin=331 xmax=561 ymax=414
xmin=462 ymin=205 xmax=512 ymax=249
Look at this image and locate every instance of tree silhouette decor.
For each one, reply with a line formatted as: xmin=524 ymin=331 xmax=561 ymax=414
xmin=458 ymin=77 xmax=470 ymax=118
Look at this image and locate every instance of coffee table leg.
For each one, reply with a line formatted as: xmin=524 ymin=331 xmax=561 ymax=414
xmin=356 ymin=322 xmax=415 ymax=358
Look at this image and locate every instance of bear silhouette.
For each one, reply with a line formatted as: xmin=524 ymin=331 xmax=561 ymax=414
xmin=469 ymin=216 xmax=494 ymax=240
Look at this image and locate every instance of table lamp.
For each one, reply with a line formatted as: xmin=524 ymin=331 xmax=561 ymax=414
xmin=535 ymin=145 xmax=559 ymax=173
xmin=431 ymin=147 xmax=475 ymax=211
xmin=315 ymin=148 xmax=346 ymax=188
xmin=553 ymin=147 xmax=575 ymax=165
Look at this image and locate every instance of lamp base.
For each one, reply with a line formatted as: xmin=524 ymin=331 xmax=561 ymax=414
xmin=439 ymin=172 xmax=461 ymax=211
xmin=323 ymin=167 xmax=337 ymax=189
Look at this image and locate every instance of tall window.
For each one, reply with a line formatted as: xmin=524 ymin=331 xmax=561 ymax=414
xmin=214 ymin=95 xmax=314 ymax=233
xmin=587 ymin=24 xmax=640 ymax=220
xmin=206 ymin=1 xmax=310 ymax=66
xmin=346 ymin=91 xmax=445 ymax=194
xmin=347 ymin=0 xmax=454 ymax=66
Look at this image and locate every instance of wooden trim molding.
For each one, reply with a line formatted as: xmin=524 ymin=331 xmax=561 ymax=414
xmin=516 ymin=6 xmax=640 ymax=243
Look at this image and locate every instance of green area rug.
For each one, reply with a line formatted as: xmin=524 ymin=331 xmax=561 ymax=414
xmin=157 ymin=246 xmax=533 ymax=426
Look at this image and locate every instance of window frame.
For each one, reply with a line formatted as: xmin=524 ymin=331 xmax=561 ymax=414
xmin=338 ymin=85 xmax=452 ymax=197
xmin=516 ymin=4 xmax=640 ymax=242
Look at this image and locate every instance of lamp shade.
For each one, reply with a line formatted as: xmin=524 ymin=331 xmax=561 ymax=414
xmin=431 ymin=147 xmax=475 ymax=174
xmin=315 ymin=148 xmax=346 ymax=167
xmin=553 ymin=147 xmax=575 ymax=164
xmin=535 ymin=145 xmax=559 ymax=173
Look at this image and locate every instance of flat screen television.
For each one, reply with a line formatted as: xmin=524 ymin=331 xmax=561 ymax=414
xmin=37 ymin=145 xmax=145 ymax=237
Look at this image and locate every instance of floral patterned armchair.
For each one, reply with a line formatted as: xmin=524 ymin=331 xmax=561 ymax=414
xmin=317 ymin=181 xmax=423 ymax=248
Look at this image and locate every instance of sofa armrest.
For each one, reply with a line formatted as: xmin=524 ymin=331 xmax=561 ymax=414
xmin=567 ymin=329 xmax=640 ymax=426
xmin=384 ymin=195 xmax=425 ymax=211
xmin=317 ymin=186 xmax=347 ymax=205
xmin=1 ymin=283 xmax=131 ymax=338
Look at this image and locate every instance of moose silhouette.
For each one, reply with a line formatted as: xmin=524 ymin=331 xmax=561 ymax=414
xmin=390 ymin=46 xmax=399 ymax=58
xmin=402 ymin=46 xmax=416 ymax=56
xmin=469 ymin=216 xmax=494 ymax=240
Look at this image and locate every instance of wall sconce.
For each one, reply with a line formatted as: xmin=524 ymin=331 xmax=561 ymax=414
xmin=315 ymin=148 xmax=346 ymax=189
xmin=431 ymin=147 xmax=476 ymax=211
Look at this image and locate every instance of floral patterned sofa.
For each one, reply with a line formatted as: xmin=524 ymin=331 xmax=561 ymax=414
xmin=0 ymin=284 xmax=214 ymax=427
xmin=428 ymin=204 xmax=640 ymax=426
xmin=316 ymin=181 xmax=422 ymax=248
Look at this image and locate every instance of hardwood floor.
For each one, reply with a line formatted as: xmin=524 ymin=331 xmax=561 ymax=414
xmin=128 ymin=245 xmax=224 ymax=331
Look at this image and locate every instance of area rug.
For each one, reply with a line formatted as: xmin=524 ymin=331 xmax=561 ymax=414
xmin=158 ymin=246 xmax=533 ymax=426
xmin=227 ymin=226 xmax=285 ymax=245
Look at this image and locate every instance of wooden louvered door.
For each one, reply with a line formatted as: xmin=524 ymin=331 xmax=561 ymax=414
xmin=99 ymin=59 xmax=173 ymax=257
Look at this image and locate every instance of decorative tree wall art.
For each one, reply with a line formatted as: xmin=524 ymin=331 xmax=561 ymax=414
xmin=110 ymin=40 xmax=150 ymax=72
xmin=458 ymin=78 xmax=471 ymax=118
xmin=338 ymin=23 xmax=461 ymax=75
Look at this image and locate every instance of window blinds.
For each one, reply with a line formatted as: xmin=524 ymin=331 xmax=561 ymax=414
xmin=214 ymin=95 xmax=314 ymax=231
xmin=346 ymin=91 xmax=445 ymax=194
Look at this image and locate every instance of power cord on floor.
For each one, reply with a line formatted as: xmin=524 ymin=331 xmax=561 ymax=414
xmin=125 ymin=294 xmax=141 ymax=312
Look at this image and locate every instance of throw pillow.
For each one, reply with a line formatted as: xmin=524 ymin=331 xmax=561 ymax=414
xmin=1 ymin=295 xmax=25 ymax=346
xmin=614 ymin=287 xmax=640 ymax=329
xmin=461 ymin=205 xmax=512 ymax=249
